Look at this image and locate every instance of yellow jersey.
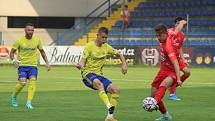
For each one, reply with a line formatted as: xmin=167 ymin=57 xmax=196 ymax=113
xmin=12 ymin=36 xmax=43 ymax=66
xmin=81 ymin=41 xmax=119 ymax=77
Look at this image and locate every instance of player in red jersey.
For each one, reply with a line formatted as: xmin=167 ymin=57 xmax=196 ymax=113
xmin=168 ymin=17 xmax=191 ymax=101
xmin=150 ymin=20 xmax=187 ymax=121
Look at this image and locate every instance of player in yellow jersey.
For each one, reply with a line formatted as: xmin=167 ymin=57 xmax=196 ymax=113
xmin=74 ymin=27 xmax=128 ymax=121
xmin=10 ymin=23 xmax=50 ymax=109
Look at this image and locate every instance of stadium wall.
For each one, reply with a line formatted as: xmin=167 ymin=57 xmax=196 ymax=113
xmin=0 ymin=0 xmax=118 ymax=17
xmin=0 ymin=0 xmax=120 ymax=46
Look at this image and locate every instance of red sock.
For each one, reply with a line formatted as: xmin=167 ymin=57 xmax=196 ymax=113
xmin=169 ymin=83 xmax=177 ymax=94
xmin=158 ymin=100 xmax=167 ymax=114
xmin=154 ymin=86 xmax=166 ymax=103
xmin=169 ymin=75 xmax=188 ymax=94
xmin=181 ymin=74 xmax=188 ymax=82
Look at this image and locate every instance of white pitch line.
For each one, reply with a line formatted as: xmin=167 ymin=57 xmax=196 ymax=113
xmin=1 ymin=78 xmax=215 ymax=86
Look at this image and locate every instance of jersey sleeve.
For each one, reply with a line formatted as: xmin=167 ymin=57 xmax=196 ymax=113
xmin=37 ymin=38 xmax=43 ymax=50
xmin=82 ymin=44 xmax=91 ymax=59
xmin=165 ymin=37 xmax=177 ymax=61
xmin=107 ymin=44 xmax=119 ymax=55
xmin=12 ymin=39 xmax=20 ymax=49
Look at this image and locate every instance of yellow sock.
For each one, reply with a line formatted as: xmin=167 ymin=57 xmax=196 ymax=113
xmin=27 ymin=79 xmax=36 ymax=102
xmin=98 ymin=89 xmax=111 ymax=108
xmin=12 ymin=83 xmax=25 ymax=97
xmin=110 ymin=94 xmax=119 ymax=107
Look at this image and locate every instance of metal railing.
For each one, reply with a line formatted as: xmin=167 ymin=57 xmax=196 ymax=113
xmin=0 ymin=32 xmax=2 ymax=45
xmin=53 ymin=0 xmax=121 ymax=45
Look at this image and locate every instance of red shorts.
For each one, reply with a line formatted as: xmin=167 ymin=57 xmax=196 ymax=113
xmin=151 ymin=70 xmax=177 ymax=89
xmin=179 ymin=59 xmax=187 ymax=70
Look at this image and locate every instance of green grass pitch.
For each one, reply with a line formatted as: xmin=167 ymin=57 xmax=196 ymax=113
xmin=0 ymin=66 xmax=215 ymax=121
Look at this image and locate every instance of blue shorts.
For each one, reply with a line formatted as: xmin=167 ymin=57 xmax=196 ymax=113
xmin=18 ymin=66 xmax=38 ymax=79
xmin=82 ymin=73 xmax=112 ymax=91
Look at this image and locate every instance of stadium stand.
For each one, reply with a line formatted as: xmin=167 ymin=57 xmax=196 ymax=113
xmin=107 ymin=0 xmax=215 ymax=46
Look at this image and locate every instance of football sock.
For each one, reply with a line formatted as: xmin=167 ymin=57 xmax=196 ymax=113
xmin=158 ymin=101 xmax=167 ymax=114
xmin=110 ymin=93 xmax=119 ymax=107
xmin=169 ymin=83 xmax=177 ymax=95
xmin=12 ymin=83 xmax=26 ymax=97
xmin=169 ymin=75 xmax=188 ymax=94
xmin=180 ymin=74 xmax=188 ymax=82
xmin=163 ymin=112 xmax=170 ymax=117
xmin=27 ymin=79 xmax=36 ymax=102
xmin=98 ymin=89 xmax=111 ymax=109
xmin=154 ymin=86 xmax=166 ymax=103
xmin=107 ymin=106 xmax=115 ymax=119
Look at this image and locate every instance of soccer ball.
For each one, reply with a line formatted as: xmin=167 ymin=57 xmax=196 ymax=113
xmin=142 ymin=97 xmax=158 ymax=112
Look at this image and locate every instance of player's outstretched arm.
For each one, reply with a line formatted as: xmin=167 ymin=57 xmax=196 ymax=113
xmin=39 ymin=49 xmax=51 ymax=71
xmin=10 ymin=48 xmax=19 ymax=67
xmin=175 ymin=20 xmax=187 ymax=33
xmin=116 ymin=53 xmax=128 ymax=75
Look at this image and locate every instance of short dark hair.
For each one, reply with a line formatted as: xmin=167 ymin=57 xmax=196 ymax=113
xmin=98 ymin=27 xmax=108 ymax=35
xmin=154 ymin=24 xmax=168 ymax=33
xmin=175 ymin=17 xmax=185 ymax=24
xmin=25 ymin=23 xmax=34 ymax=27
xmin=124 ymin=5 xmax=128 ymax=8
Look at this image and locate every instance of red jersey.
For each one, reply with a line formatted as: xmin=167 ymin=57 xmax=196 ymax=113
xmin=159 ymin=30 xmax=180 ymax=71
xmin=168 ymin=28 xmax=185 ymax=48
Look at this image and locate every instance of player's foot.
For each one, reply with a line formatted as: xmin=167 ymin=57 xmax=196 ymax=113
xmin=155 ymin=115 xmax=172 ymax=121
xmin=168 ymin=93 xmax=181 ymax=101
xmin=26 ymin=102 xmax=34 ymax=109
xmin=108 ymin=106 xmax=115 ymax=114
xmin=105 ymin=117 xmax=118 ymax=121
xmin=11 ymin=96 xmax=18 ymax=107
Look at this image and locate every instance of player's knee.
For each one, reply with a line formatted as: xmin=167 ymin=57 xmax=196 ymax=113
xmin=19 ymin=81 xmax=26 ymax=86
xmin=29 ymin=77 xmax=36 ymax=81
xmin=112 ymin=87 xmax=120 ymax=94
xmin=184 ymin=70 xmax=191 ymax=77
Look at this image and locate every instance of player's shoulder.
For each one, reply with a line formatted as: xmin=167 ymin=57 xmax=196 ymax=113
xmin=85 ymin=41 xmax=94 ymax=47
xmin=32 ymin=35 xmax=41 ymax=41
xmin=168 ymin=30 xmax=177 ymax=36
xmin=167 ymin=28 xmax=174 ymax=32
xmin=178 ymin=31 xmax=185 ymax=37
xmin=17 ymin=36 xmax=26 ymax=41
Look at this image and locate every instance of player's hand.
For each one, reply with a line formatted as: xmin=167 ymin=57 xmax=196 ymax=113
xmin=121 ymin=63 xmax=128 ymax=75
xmin=177 ymin=79 xmax=182 ymax=87
xmin=180 ymin=20 xmax=187 ymax=25
xmin=12 ymin=59 xmax=20 ymax=67
xmin=45 ymin=63 xmax=51 ymax=71
xmin=74 ymin=63 xmax=83 ymax=70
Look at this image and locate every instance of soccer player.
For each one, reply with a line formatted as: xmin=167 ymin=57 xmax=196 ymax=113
xmin=168 ymin=17 xmax=191 ymax=100
xmin=150 ymin=20 xmax=187 ymax=121
xmin=10 ymin=23 xmax=50 ymax=109
xmin=74 ymin=27 xmax=127 ymax=121
xmin=120 ymin=5 xmax=130 ymax=29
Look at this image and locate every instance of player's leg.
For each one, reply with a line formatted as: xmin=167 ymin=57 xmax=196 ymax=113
xmin=105 ymin=84 xmax=120 ymax=121
xmin=169 ymin=66 xmax=190 ymax=100
xmin=11 ymin=66 xmax=27 ymax=107
xmin=96 ymin=76 xmax=118 ymax=121
xmin=11 ymin=78 xmax=27 ymax=107
xmin=107 ymin=84 xmax=120 ymax=108
xmin=84 ymin=73 xmax=112 ymax=109
xmin=154 ymin=76 xmax=174 ymax=121
xmin=26 ymin=66 xmax=38 ymax=109
xmin=180 ymin=66 xmax=190 ymax=82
